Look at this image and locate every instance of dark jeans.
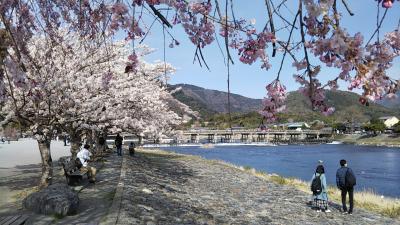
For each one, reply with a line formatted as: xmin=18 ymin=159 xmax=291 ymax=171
xmin=117 ymin=145 xmax=122 ymax=156
xmin=341 ymin=187 xmax=354 ymax=213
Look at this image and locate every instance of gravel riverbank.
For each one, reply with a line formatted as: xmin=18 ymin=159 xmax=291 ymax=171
xmin=116 ymin=149 xmax=399 ymax=225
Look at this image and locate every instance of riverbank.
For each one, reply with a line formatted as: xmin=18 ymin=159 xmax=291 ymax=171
xmin=114 ymin=148 xmax=399 ymax=224
xmin=240 ymin=167 xmax=400 ymax=219
xmin=334 ymin=134 xmax=400 ymax=147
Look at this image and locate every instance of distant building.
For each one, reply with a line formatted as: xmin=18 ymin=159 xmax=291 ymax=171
xmin=231 ymin=126 xmax=246 ymax=131
xmin=378 ymin=116 xmax=399 ymax=128
xmin=287 ymin=122 xmax=310 ymax=131
xmin=344 ymin=122 xmax=363 ymax=134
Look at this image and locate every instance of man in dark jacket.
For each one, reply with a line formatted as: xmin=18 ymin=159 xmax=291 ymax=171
xmin=336 ymin=159 xmax=356 ymax=214
xmin=115 ymin=134 xmax=123 ymax=156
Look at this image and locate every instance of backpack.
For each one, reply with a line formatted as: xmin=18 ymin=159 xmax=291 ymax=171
xmin=311 ymin=173 xmax=323 ymax=195
xmin=345 ymin=168 xmax=356 ymax=188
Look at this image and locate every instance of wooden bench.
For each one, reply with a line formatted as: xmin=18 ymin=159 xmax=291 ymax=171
xmin=60 ymin=157 xmax=88 ymax=186
xmin=0 ymin=214 xmax=29 ymax=225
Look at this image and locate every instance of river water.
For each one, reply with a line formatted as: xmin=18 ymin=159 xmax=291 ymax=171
xmin=161 ymin=144 xmax=400 ymax=198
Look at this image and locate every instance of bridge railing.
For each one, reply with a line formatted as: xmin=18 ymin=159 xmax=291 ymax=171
xmin=179 ymin=129 xmax=331 ymax=135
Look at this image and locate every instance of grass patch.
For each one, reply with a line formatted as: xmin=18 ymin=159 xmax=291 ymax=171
xmin=353 ymin=190 xmax=400 ymax=218
xmin=382 ymin=205 xmax=400 ymax=218
xmin=243 ymin=165 xmax=252 ymax=171
xmin=269 ymin=175 xmax=288 ymax=185
xmin=255 ymin=171 xmax=267 ymax=176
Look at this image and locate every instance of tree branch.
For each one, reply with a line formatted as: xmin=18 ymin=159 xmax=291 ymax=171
xmin=265 ymin=0 xmax=277 ymax=57
xmin=277 ymin=10 xmax=300 ymax=80
xmin=299 ymin=0 xmax=314 ymax=101
xmin=148 ymin=5 xmax=172 ymax=28
xmin=341 ymin=0 xmax=354 ymax=16
xmin=366 ymin=8 xmax=388 ymax=45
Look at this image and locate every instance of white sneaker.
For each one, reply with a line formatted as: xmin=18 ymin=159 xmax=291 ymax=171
xmin=316 ymin=209 xmax=321 ymax=212
xmin=325 ymin=209 xmax=331 ymax=213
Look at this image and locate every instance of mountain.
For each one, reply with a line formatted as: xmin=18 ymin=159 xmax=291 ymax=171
xmin=169 ymin=84 xmax=261 ymax=114
xmin=170 ymin=83 xmax=400 ymax=123
xmin=284 ymin=90 xmax=400 ymax=122
xmin=379 ymin=93 xmax=400 ymax=109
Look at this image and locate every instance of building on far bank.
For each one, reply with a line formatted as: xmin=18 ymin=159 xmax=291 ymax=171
xmin=378 ymin=116 xmax=399 ymax=128
xmin=344 ymin=121 xmax=363 ymax=134
xmin=287 ymin=122 xmax=310 ymax=131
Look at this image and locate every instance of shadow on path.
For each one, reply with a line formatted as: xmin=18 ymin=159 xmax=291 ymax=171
xmin=0 ymin=152 xmax=123 ymax=225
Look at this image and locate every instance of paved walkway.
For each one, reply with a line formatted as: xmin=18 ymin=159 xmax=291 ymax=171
xmin=116 ymin=149 xmax=399 ymax=225
xmin=0 ymin=151 xmax=123 ymax=225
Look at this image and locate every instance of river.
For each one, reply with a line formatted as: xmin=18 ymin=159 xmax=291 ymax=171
xmin=161 ymin=144 xmax=400 ymax=198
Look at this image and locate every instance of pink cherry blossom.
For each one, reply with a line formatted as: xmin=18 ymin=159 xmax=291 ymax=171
xmin=259 ymin=80 xmax=287 ymax=122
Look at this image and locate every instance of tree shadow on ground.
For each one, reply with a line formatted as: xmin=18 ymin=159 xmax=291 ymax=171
xmin=17 ymin=153 xmax=122 ymax=225
xmin=305 ymin=200 xmax=343 ymax=212
xmin=134 ymin=151 xmax=195 ymax=185
xmin=0 ymin=162 xmax=69 ymax=191
xmin=25 ymin=190 xmax=114 ymax=225
xmin=29 ymin=188 xmax=113 ymax=224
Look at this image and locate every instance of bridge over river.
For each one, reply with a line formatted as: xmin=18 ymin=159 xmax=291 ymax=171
xmin=175 ymin=129 xmax=333 ymax=144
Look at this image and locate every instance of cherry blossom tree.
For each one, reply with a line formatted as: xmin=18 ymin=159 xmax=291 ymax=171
xmin=1 ymin=28 xmax=190 ymax=187
xmin=1 ymin=0 xmax=400 ymax=125
xmin=52 ymin=38 xmax=190 ymax=156
xmin=1 ymin=33 xmax=66 ymax=188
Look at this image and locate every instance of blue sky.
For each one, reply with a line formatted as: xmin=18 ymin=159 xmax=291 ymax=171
xmin=137 ymin=1 xmax=400 ymax=99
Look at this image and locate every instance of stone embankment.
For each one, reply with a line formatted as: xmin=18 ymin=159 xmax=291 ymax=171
xmin=116 ymin=149 xmax=399 ymax=225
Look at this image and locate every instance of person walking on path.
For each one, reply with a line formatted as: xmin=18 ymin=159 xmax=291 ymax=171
xmin=115 ymin=134 xmax=123 ymax=156
xmin=336 ymin=159 xmax=356 ymax=214
xmin=310 ymin=164 xmax=331 ymax=212
xmin=98 ymin=136 xmax=106 ymax=152
xmin=77 ymin=144 xmax=97 ymax=183
xmin=128 ymin=142 xmax=135 ymax=156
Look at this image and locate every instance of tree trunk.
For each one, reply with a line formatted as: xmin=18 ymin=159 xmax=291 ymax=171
xmin=70 ymin=132 xmax=81 ymax=159
xmin=90 ymin=130 xmax=96 ymax=153
xmin=103 ymin=131 xmax=108 ymax=150
xmin=38 ymin=139 xmax=53 ymax=189
xmin=95 ymin=131 xmax=102 ymax=153
xmin=85 ymin=130 xmax=94 ymax=153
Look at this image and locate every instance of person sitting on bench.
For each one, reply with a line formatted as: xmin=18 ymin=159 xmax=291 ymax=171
xmin=77 ymin=144 xmax=97 ymax=183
